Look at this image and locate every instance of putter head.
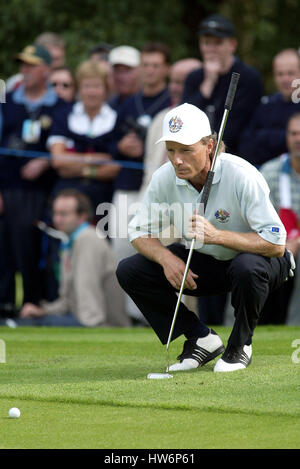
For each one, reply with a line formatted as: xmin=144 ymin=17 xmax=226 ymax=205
xmin=147 ymin=373 xmax=173 ymax=380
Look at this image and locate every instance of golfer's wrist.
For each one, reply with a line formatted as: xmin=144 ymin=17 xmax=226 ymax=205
xmin=212 ymin=229 xmax=227 ymax=246
xmin=156 ymin=248 xmax=175 ymax=267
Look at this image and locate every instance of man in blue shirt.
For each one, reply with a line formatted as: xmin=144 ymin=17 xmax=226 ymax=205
xmin=0 ymin=44 xmax=62 ymax=305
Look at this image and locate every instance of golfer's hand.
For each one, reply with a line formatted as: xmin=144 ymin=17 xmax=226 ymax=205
xmin=159 ymin=252 xmax=198 ymax=291
xmin=188 ymin=214 xmax=219 ymax=244
xmin=200 ymin=59 xmax=222 ymax=98
xmin=19 ymin=303 xmax=46 ymax=318
xmin=203 ymin=59 xmax=222 ymax=81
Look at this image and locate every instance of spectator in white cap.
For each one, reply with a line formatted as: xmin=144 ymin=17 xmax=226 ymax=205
xmin=108 ymin=45 xmax=141 ymax=112
xmin=116 ymin=102 xmax=295 ymax=373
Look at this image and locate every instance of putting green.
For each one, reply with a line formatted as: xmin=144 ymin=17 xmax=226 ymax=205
xmin=0 ymin=326 xmax=299 ymax=449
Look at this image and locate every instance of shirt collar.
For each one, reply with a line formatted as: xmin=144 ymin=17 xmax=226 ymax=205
xmin=60 ymin=222 xmax=90 ymax=251
xmin=73 ymin=101 xmax=111 ymax=118
xmin=175 ymin=155 xmax=222 ymax=187
xmin=13 ymin=84 xmax=58 ymax=112
xmin=280 ymin=153 xmax=291 ymax=174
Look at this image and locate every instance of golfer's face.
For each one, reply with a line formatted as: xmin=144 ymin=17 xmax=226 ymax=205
xmin=166 ymin=140 xmax=208 ymax=180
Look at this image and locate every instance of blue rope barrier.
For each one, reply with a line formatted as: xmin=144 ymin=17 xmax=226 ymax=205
xmin=0 ymin=146 xmax=144 ymax=170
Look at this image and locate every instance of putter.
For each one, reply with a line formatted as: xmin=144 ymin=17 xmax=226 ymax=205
xmin=147 ymin=72 xmax=240 ymax=380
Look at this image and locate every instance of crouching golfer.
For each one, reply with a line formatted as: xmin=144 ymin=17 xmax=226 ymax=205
xmin=116 ymin=103 xmax=295 ymax=372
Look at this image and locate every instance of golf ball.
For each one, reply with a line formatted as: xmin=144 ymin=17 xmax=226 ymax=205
xmin=8 ymin=407 xmax=21 ymax=419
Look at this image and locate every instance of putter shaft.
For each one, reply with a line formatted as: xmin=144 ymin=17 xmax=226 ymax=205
xmin=166 ymin=237 xmax=196 ymax=353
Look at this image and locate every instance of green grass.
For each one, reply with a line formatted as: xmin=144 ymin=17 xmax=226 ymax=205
xmin=0 ymin=325 xmax=300 ymax=449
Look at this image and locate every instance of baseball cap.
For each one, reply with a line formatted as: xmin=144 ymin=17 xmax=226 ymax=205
xmin=156 ymin=103 xmax=212 ymax=145
xmin=109 ymin=46 xmax=141 ymax=67
xmin=198 ymin=14 xmax=236 ymax=38
xmin=88 ymin=43 xmax=113 ymax=61
xmin=15 ymin=44 xmax=52 ymax=66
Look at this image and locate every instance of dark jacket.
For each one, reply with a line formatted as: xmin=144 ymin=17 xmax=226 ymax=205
xmin=113 ymin=87 xmax=171 ymax=191
xmin=181 ymin=57 xmax=264 ymax=155
xmin=238 ymin=92 xmax=300 ymax=166
xmin=0 ymin=86 xmax=61 ymax=190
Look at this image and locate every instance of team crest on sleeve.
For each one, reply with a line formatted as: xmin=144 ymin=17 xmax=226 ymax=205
xmin=169 ymin=116 xmax=183 ymax=133
xmin=215 ymin=209 xmax=230 ymax=223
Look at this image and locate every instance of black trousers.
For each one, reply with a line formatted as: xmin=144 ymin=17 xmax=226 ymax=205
xmin=116 ymin=243 xmax=291 ymax=346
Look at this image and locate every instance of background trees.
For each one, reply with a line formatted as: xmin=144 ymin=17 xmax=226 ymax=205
xmin=0 ymin=0 xmax=299 ymax=93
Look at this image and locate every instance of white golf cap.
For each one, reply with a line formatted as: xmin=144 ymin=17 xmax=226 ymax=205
xmin=156 ymin=103 xmax=212 ymax=145
xmin=109 ymin=46 xmax=141 ymax=67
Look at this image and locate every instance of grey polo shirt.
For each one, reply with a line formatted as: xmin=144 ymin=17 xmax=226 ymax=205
xmin=128 ymin=153 xmax=286 ymax=260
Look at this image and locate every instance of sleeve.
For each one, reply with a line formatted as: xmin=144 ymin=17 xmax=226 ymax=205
xmin=238 ymin=103 xmax=287 ymax=166
xmin=223 ymin=67 xmax=264 ymax=155
xmin=40 ymin=250 xmax=70 ymax=315
xmin=237 ymin=168 xmax=286 ymax=245
xmin=41 ymin=297 xmax=69 ymax=316
xmin=72 ymin=236 xmax=108 ymax=325
xmin=259 ymin=162 xmax=279 ymax=210
xmin=238 ymin=105 xmax=264 ymax=164
xmin=112 ymin=96 xmax=133 ymax=143
xmin=181 ymin=69 xmax=209 ymax=109
xmin=140 ymin=110 xmax=168 ymax=192
xmin=46 ymin=103 xmax=72 ymax=149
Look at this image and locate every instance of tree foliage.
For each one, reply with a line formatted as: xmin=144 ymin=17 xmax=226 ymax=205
xmin=0 ymin=0 xmax=299 ymax=93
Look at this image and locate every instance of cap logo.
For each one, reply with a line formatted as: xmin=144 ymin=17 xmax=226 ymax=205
xmin=169 ymin=116 xmax=183 ymax=133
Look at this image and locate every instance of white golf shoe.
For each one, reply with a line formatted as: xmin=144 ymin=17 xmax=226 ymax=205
xmin=214 ymin=344 xmax=252 ymax=372
xmin=168 ymin=329 xmax=224 ymax=372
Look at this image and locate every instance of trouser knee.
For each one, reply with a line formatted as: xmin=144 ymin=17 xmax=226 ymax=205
xmin=116 ymin=255 xmax=143 ymax=294
xmin=116 ymin=257 xmax=132 ymax=289
xmin=228 ymin=253 xmax=268 ymax=290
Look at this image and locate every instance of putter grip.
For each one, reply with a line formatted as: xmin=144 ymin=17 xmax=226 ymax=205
xmin=200 ymin=170 xmax=214 ymax=212
xmin=225 ymin=72 xmax=240 ymax=110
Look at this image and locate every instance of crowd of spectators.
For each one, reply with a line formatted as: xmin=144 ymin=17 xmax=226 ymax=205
xmin=0 ymin=13 xmax=299 ymax=328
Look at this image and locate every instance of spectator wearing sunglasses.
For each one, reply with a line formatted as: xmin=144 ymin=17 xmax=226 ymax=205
xmin=49 ymin=66 xmax=77 ymax=103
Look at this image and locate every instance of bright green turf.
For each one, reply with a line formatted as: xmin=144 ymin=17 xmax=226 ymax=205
xmin=0 ymin=325 xmax=300 ymax=449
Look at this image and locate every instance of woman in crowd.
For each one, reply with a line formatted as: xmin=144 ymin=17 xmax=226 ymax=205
xmin=47 ymin=60 xmax=120 ymax=214
xmin=49 ymin=66 xmax=77 ymax=103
